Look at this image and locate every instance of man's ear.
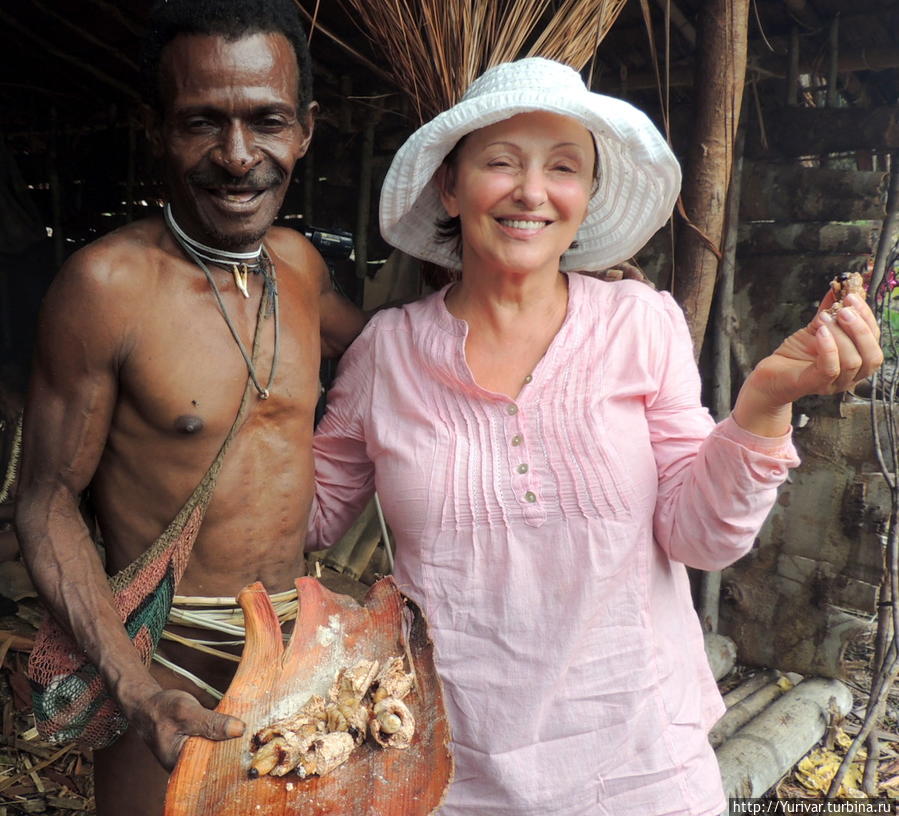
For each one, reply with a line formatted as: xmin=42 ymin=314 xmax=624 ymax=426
xmin=298 ymin=101 xmax=319 ymax=157
xmin=435 ymin=164 xmax=459 ymax=218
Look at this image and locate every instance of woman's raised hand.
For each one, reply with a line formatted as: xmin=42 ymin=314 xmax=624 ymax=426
xmin=732 ymin=287 xmax=883 ymax=436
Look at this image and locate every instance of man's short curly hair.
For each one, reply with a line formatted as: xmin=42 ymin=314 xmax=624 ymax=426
xmin=142 ymin=0 xmax=313 ymax=115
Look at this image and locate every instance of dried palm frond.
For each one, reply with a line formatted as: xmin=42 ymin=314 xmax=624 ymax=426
xmin=335 ymin=0 xmax=629 ymax=124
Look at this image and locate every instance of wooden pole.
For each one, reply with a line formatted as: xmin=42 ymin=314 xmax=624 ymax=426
xmin=355 ymin=116 xmax=377 ymax=285
xmin=302 ymin=145 xmax=315 ymax=227
xmin=787 ymin=26 xmax=800 ymax=106
xmin=700 ymin=113 xmax=746 ymax=631
xmin=48 ymin=107 xmax=64 ymax=270
xmin=826 ymin=16 xmax=840 ymax=108
xmin=673 ymin=0 xmax=750 ymax=356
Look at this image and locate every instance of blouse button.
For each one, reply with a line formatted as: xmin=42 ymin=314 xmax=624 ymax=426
xmin=511 ymin=434 xmax=523 ymax=446
xmin=506 ymin=404 xmax=518 ymax=416
xmin=517 ymin=463 xmax=529 ymax=474
xmin=524 ymin=491 xmax=537 ymax=503
xmin=523 ymin=374 xmax=533 ymax=384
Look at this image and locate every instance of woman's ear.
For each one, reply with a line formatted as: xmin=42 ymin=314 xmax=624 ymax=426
xmin=435 ymin=164 xmax=460 ymax=218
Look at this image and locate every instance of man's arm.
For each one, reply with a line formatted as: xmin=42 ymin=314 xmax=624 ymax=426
xmin=15 ymin=248 xmax=240 ymax=768
xmin=316 ymin=255 xmax=367 ymax=359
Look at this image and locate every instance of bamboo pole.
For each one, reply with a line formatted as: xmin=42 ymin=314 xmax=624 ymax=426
xmin=673 ymin=0 xmax=750 ymax=356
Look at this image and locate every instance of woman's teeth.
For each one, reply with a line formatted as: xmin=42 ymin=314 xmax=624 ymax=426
xmin=499 ymin=219 xmax=546 ymax=229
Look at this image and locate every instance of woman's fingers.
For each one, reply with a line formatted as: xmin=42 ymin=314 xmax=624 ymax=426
xmin=815 ymin=302 xmax=883 ymax=390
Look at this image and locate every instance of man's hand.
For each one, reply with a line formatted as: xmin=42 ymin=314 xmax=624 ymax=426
xmin=131 ymin=688 xmax=245 ymax=771
xmin=588 ymin=260 xmax=656 ymax=288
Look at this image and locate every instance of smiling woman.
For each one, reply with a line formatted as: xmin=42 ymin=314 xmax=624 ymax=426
xmin=435 ymin=111 xmax=595 ymax=284
xmin=308 ymin=56 xmax=883 ymax=816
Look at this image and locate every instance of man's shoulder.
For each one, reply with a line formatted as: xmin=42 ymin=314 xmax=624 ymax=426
xmin=265 ymin=226 xmax=320 ymax=265
xmin=58 ymin=217 xmax=164 ymax=294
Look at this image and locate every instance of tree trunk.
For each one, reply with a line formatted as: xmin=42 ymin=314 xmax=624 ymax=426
xmin=674 ymin=0 xmax=750 ymax=356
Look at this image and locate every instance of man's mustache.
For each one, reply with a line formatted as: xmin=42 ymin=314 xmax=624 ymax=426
xmin=188 ymin=164 xmax=286 ymax=189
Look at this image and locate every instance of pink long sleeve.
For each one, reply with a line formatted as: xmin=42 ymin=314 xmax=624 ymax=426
xmin=310 ymin=273 xmax=799 ymax=816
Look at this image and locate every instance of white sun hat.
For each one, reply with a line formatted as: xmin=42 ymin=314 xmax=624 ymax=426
xmin=379 ymin=57 xmax=681 ymax=272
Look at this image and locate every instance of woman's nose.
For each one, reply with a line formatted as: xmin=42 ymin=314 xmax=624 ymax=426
xmin=513 ymin=167 xmax=548 ymax=209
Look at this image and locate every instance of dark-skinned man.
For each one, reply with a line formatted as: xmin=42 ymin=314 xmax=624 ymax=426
xmin=14 ymin=1 xmax=364 ymax=813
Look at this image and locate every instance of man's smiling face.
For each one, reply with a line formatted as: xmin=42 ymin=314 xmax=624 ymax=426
xmin=155 ymin=31 xmax=313 ymax=251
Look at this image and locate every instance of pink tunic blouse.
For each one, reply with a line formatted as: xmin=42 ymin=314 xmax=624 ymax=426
xmin=310 ymin=272 xmax=799 ymax=816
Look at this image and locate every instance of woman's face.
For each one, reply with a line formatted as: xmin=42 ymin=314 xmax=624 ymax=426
xmin=438 ymin=110 xmax=595 ymax=278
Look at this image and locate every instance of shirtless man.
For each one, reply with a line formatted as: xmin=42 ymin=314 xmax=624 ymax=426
xmin=14 ymin=1 xmax=364 ymax=812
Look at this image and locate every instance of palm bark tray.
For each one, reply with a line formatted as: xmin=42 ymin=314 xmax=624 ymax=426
xmin=164 ymin=576 xmax=452 ymax=815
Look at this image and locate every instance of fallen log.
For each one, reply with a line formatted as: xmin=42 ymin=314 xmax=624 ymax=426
xmin=716 ymin=677 xmax=853 ymax=798
xmin=722 ymin=669 xmax=782 ymax=708
xmin=710 ymin=675 xmax=791 ymax=749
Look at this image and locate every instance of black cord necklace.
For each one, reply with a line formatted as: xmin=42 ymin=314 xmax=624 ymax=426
xmin=164 ymin=204 xmax=280 ymax=400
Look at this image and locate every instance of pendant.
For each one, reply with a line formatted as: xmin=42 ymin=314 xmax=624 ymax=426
xmin=233 ymin=264 xmax=250 ymax=298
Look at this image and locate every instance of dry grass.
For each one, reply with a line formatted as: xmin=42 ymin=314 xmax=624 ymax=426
xmin=335 ymin=0 xmax=628 ymax=123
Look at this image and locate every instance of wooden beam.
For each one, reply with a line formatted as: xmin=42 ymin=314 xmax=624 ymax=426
xmin=748 ymin=105 xmax=899 ymax=157
xmin=737 ymin=221 xmax=881 ymax=256
xmin=740 ymin=164 xmax=887 ymax=221
xmin=620 ymin=45 xmax=899 ymax=90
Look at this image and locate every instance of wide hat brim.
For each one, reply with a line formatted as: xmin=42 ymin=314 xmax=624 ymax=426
xmin=379 ymin=58 xmax=682 ymax=272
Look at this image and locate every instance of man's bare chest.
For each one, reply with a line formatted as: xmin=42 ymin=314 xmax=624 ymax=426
xmin=113 ymin=275 xmax=321 ymax=443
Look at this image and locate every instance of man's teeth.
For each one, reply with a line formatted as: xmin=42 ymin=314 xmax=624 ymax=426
xmin=220 ymin=190 xmax=259 ymax=202
xmin=499 ymin=219 xmax=546 ymax=229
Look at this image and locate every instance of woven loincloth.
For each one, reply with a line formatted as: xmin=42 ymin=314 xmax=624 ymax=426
xmin=155 ymin=589 xmax=299 ymax=700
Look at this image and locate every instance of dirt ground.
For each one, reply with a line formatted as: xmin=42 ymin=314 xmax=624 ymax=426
xmin=1 ymin=585 xmax=898 ymax=814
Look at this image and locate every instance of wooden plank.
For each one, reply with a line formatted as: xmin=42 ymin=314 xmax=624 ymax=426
xmin=741 ymin=164 xmax=887 ymax=221
xmin=737 ymin=221 xmax=880 ymax=256
xmin=748 ymin=105 xmax=899 ymax=157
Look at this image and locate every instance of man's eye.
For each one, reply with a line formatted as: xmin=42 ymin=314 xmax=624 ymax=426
xmin=257 ymin=118 xmax=288 ymax=130
xmin=185 ymin=119 xmax=214 ymax=132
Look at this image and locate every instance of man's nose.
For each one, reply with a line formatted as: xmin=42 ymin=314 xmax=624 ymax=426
xmin=211 ymin=124 xmax=261 ymax=176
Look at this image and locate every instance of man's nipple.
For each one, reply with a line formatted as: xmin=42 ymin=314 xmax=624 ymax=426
xmin=174 ymin=414 xmax=205 ymax=434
